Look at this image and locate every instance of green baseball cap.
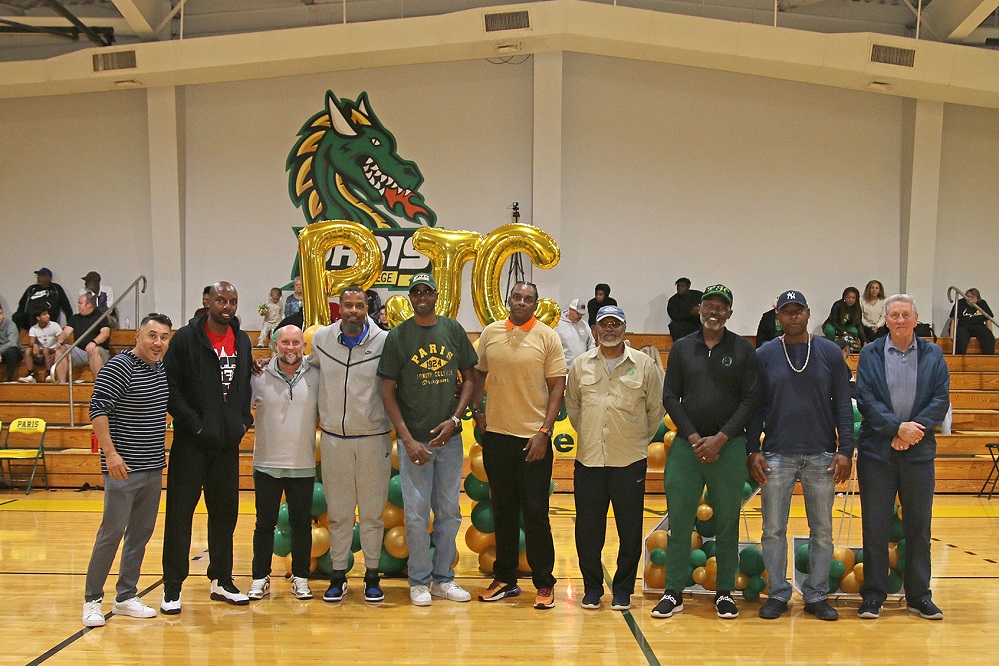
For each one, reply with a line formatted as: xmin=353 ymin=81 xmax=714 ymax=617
xmin=409 ymin=273 xmax=437 ymax=291
xmin=701 ymin=284 xmax=733 ymax=306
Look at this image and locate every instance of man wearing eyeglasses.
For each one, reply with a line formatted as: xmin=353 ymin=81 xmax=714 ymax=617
xmin=565 ymin=305 xmax=665 ymax=611
xmin=378 ymin=274 xmax=478 ymax=607
xmin=653 ymin=284 xmax=760 ymax=620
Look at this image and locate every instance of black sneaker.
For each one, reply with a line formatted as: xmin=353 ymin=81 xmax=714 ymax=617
xmin=324 ymin=576 xmax=348 ymax=603
xmin=651 ymin=590 xmax=683 ymax=618
xmin=907 ymin=597 xmax=943 ymax=620
xmin=581 ymin=590 xmax=602 ymax=610
xmin=610 ymin=593 xmax=631 ymax=611
xmin=804 ymin=599 xmax=838 ymax=621
xmin=364 ymin=573 xmax=384 ymax=603
xmin=758 ymin=597 xmax=789 ymax=619
xmin=715 ymin=592 xmax=739 ymax=619
xmin=858 ymin=598 xmax=882 ymax=619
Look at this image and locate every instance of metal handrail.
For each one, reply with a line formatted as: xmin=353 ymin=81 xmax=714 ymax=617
xmin=49 ymin=275 xmax=147 ymax=425
xmin=946 ymin=285 xmax=997 ymax=356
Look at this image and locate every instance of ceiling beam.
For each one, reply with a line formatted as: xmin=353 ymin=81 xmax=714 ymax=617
xmin=922 ymin=0 xmax=999 ymax=42
xmin=111 ymin=0 xmax=171 ymax=40
xmin=0 ymin=17 xmax=78 ymax=40
xmin=41 ymin=0 xmax=112 ymax=46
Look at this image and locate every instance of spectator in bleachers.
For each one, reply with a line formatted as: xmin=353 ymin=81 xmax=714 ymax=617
xmin=951 ymin=288 xmax=995 ymax=355
xmin=13 ymin=267 xmax=73 ymax=330
xmin=257 ymin=287 xmax=284 ymax=347
xmin=54 ymin=294 xmax=111 ymax=383
xmin=192 ymin=286 xmax=211 ymax=320
xmin=80 ymin=271 xmax=118 ymax=328
xmin=667 ymin=277 xmax=702 ymax=342
xmin=555 ymin=298 xmax=595 ymax=370
xmin=822 ymin=287 xmax=862 ymax=347
xmin=859 ymin=280 xmax=888 ymax=344
xmin=285 ymin=277 xmax=304 ymax=318
xmin=755 ymin=296 xmax=781 ymax=349
xmin=20 ymin=308 xmax=62 ymax=383
xmin=0 ymin=304 xmax=25 ymax=382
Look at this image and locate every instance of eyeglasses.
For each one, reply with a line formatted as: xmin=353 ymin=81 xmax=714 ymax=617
xmin=410 ymin=289 xmax=436 ymax=299
xmin=598 ymin=319 xmax=625 ymax=329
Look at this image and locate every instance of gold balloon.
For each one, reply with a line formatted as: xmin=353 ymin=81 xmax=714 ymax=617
xmin=316 ymin=512 xmax=330 ymax=529
xmin=664 ymin=415 xmax=676 ymax=431
xmin=839 ymin=571 xmax=861 ymax=594
xmin=470 ymin=451 xmax=489 ymax=482
xmin=453 ymin=551 xmax=460 ymax=568
xmin=897 ymin=505 xmax=903 ymax=520
xmin=703 ymin=571 xmax=717 ymax=591
xmin=705 ymin=556 xmax=718 ymax=576
xmin=853 ymin=562 xmax=865 ymax=585
xmin=646 ymin=529 xmax=668 ymax=552
xmin=735 ymin=572 xmax=750 ymax=590
xmin=464 ymin=525 xmax=496 ymax=554
xmin=470 ymin=223 xmax=561 ymax=327
xmin=647 ymin=441 xmax=666 ymax=470
xmin=888 ymin=544 xmax=899 ymax=569
xmin=384 ymin=294 xmax=413 ymax=329
xmin=303 ymin=323 xmax=322 ymax=355
xmin=391 ymin=442 xmax=399 ymax=471
xmin=412 ymin=227 xmax=482 ymax=319
xmin=297 ymin=220 xmax=383 ymax=328
xmin=469 ymin=443 xmax=483 ymax=457
xmin=280 ymin=553 xmax=293 ymax=575
xmin=311 ymin=524 xmax=330 ymax=558
xmin=692 ymin=566 xmax=708 ymax=585
xmin=382 ymin=502 xmax=405 ymax=529
xmin=833 ymin=546 xmax=856 ymax=572
xmin=663 ymin=430 xmax=676 ymax=446
xmin=518 ymin=550 xmax=532 ymax=574
xmin=691 ymin=531 xmax=703 ymax=551
xmin=384 ymin=525 xmax=409 ymax=559
xmin=478 ymin=545 xmax=497 ymax=574
xmin=310 ymin=556 xmax=319 ymax=573
xmin=696 ymin=504 xmax=715 ymax=521
xmin=644 ymin=563 xmax=666 ymax=589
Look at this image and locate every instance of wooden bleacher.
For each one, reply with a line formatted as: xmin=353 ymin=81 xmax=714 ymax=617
xmin=2 ymin=330 xmax=996 ymax=494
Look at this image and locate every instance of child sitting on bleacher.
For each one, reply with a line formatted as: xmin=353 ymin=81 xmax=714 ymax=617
xmin=20 ymin=309 xmax=62 ymax=383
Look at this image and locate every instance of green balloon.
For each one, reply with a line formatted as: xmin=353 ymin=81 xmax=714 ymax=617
xmin=557 ymin=402 xmax=567 ymax=421
xmin=273 ymin=528 xmax=292 ymax=557
xmin=351 ymin=522 xmax=362 ymax=553
xmin=889 ymin=518 xmax=904 ymax=542
xmin=702 ymin=488 xmax=711 ymax=505
xmin=702 ymin=540 xmax=717 ymax=559
xmin=887 ymin=569 xmax=903 ymax=594
xmin=347 ymin=550 xmax=355 ymax=572
xmin=853 ymin=404 xmax=862 ymax=423
xmin=471 ymin=500 xmax=495 ymax=533
xmin=893 ymin=503 xmax=901 ymax=517
xmin=473 ymin=425 xmax=483 ymax=443
xmin=896 ymin=556 xmax=906 ymax=574
xmin=686 ymin=574 xmax=696 ymax=588
xmin=748 ymin=574 xmax=767 ymax=593
xmin=549 ymin=480 xmax=555 ymax=497
xmin=743 ymin=586 xmax=761 ymax=602
xmin=696 ymin=516 xmax=717 ymax=538
xmin=854 ymin=548 xmax=864 ymax=564
xmin=391 ymin=466 xmax=400 ymax=477
xmin=828 ymin=577 xmax=840 ymax=593
xmin=853 ymin=422 xmax=861 ymax=438
xmin=276 ymin=502 xmax=292 ymax=533
xmin=378 ymin=546 xmax=407 ymax=574
xmin=388 ymin=474 xmax=404 ymax=508
xmin=742 ymin=481 xmax=753 ymax=499
xmin=463 ymin=473 xmax=491 ymax=502
xmin=829 ymin=559 xmax=846 ymax=580
xmin=688 ymin=549 xmax=706 ymax=568
xmin=896 ymin=539 xmax=906 ymax=559
xmin=739 ymin=546 xmax=765 ymax=576
xmin=519 ymin=529 xmax=527 ymax=554
xmin=649 ymin=547 xmax=666 ymax=566
xmin=317 ymin=550 xmax=333 ymax=575
xmin=794 ymin=543 xmax=811 ymax=574
xmin=653 ymin=421 xmax=667 ymax=443
xmin=311 ymin=482 xmax=327 ymax=517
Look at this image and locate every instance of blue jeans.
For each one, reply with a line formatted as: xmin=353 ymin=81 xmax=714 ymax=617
xmin=398 ymin=432 xmax=464 ymax=587
xmin=760 ymin=451 xmax=836 ymax=604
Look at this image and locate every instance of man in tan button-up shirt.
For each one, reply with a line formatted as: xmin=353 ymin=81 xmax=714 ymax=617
xmin=565 ymin=305 xmax=665 ymax=611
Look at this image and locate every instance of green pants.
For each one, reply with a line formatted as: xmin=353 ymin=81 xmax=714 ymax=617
xmin=822 ymin=324 xmax=859 ymax=340
xmin=663 ymin=435 xmax=747 ymax=592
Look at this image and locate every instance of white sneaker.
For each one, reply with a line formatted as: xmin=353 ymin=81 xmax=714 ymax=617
xmin=160 ymin=590 xmax=182 ymax=615
xmin=112 ymin=596 xmax=157 ymax=618
xmin=210 ymin=579 xmax=249 ymax=606
xmin=290 ymin=576 xmax=313 ymax=600
xmin=248 ymin=577 xmax=270 ymax=600
xmin=410 ymin=585 xmax=432 ymax=606
xmin=82 ymin=598 xmax=105 ymax=627
xmin=431 ymin=581 xmax=472 ymax=602
xmin=17 ymin=376 xmax=35 ymax=383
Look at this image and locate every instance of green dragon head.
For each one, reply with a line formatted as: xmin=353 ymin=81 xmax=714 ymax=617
xmin=288 ymin=91 xmax=436 ymax=229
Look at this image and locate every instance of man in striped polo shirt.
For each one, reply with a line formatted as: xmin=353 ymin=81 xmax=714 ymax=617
xmin=82 ymin=313 xmax=173 ymax=628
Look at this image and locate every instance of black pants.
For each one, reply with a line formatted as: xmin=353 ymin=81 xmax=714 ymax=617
xmin=252 ymin=470 xmax=314 ymax=579
xmin=482 ymin=432 xmax=556 ymax=590
xmin=574 ymin=459 xmax=647 ymax=597
xmin=1 ymin=346 xmax=24 ymax=381
xmin=162 ymin=440 xmax=240 ymax=590
xmin=956 ymin=323 xmax=995 ymax=355
xmin=857 ymin=453 xmax=935 ymax=604
xmin=860 ymin=325 xmax=888 ymax=345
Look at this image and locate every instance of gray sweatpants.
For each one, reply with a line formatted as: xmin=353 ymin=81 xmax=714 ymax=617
xmin=319 ymin=432 xmax=392 ymax=570
xmin=84 ymin=469 xmax=162 ymax=602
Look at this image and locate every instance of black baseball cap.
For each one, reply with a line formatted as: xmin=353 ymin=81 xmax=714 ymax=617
xmin=775 ymin=290 xmax=808 ymax=310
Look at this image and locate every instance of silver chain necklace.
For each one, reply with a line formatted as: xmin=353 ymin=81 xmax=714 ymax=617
xmin=780 ymin=334 xmax=812 ymax=373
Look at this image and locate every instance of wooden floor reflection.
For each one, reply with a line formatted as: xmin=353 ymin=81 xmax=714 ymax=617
xmin=2 ymin=491 xmax=999 ymax=665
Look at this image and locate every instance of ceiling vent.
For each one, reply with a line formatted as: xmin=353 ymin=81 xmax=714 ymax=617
xmin=870 ymin=44 xmax=915 ymax=67
xmin=92 ymin=50 xmax=137 ymax=73
xmin=484 ymin=10 xmax=530 ymax=32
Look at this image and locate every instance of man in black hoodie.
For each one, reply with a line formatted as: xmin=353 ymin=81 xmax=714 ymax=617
xmin=160 ymin=281 xmax=254 ymax=614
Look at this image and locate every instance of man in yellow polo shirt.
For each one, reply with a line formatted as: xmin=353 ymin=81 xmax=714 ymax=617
xmin=472 ymin=282 xmax=567 ymax=609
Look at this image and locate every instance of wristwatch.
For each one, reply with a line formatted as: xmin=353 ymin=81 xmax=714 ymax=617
xmin=450 ymin=415 xmax=461 ymax=427
xmin=472 ymin=408 xmax=484 ymax=415
xmin=539 ymin=426 xmax=552 ymax=437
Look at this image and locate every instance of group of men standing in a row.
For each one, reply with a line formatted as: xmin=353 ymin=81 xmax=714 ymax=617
xmin=80 ymin=276 xmax=949 ymax=628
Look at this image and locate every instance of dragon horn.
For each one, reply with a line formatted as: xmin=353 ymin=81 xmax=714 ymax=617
xmin=326 ymin=91 xmax=357 ymax=138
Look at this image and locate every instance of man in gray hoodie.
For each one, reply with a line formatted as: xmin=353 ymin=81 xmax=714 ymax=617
xmin=309 ymin=285 xmax=392 ymax=603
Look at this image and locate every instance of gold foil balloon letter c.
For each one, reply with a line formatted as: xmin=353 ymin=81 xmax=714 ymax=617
xmin=297 ymin=220 xmax=383 ymax=328
xmin=471 ymin=223 xmax=561 ymax=327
